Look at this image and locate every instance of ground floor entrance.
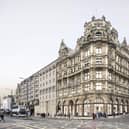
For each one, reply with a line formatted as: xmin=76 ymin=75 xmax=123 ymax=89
xmin=56 ymin=95 xmax=129 ymax=116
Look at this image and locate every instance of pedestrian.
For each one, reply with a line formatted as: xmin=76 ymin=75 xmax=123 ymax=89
xmin=0 ymin=110 xmax=5 ymax=122
xmin=113 ymin=112 xmax=115 ymax=118
xmin=96 ymin=112 xmax=99 ymax=119
xmin=92 ymin=113 xmax=96 ymax=120
xmin=47 ymin=113 xmax=49 ymax=118
xmin=103 ymin=112 xmax=107 ymax=118
xmin=123 ymin=110 xmax=126 ymax=115
xmin=68 ymin=113 xmax=70 ymax=120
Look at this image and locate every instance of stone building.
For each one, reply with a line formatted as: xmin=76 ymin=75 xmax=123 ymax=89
xmin=38 ymin=60 xmax=57 ymax=117
xmin=56 ymin=16 xmax=129 ymax=116
xmin=16 ymin=60 xmax=57 ymax=117
xmin=16 ymin=73 xmax=39 ymax=116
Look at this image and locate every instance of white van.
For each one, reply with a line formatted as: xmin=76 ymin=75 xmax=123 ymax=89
xmin=11 ymin=105 xmax=27 ymax=117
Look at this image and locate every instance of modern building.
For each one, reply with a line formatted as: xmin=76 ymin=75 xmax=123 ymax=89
xmin=56 ymin=16 xmax=129 ymax=116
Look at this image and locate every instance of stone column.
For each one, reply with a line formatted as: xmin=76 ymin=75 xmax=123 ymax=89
xmin=81 ymin=104 xmax=84 ymax=116
xmin=74 ymin=104 xmax=77 ymax=116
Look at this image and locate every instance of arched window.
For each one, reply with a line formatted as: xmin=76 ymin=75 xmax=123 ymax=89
xmin=84 ymin=100 xmax=90 ymax=116
xmin=95 ymin=97 xmax=103 ymax=103
xmin=113 ymin=99 xmax=119 ymax=114
xmin=75 ymin=99 xmax=82 ymax=116
xmin=95 ymin=32 xmax=102 ymax=36
xmin=63 ymin=101 xmax=68 ymax=115
xmin=94 ymin=98 xmax=104 ymax=113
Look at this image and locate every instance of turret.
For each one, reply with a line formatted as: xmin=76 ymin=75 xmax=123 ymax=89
xmin=121 ymin=37 xmax=127 ymax=47
xmin=58 ymin=39 xmax=70 ymax=57
xmin=83 ymin=16 xmax=118 ymax=44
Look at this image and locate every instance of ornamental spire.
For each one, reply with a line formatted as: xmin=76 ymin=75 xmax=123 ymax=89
xmin=122 ymin=37 xmax=127 ymax=46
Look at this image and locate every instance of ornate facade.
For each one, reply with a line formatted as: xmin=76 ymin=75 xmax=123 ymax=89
xmin=56 ymin=16 xmax=129 ymax=116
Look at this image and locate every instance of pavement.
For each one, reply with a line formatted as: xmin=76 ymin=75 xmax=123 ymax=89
xmin=29 ymin=114 xmax=122 ymax=121
xmin=0 ymin=114 xmax=129 ymax=129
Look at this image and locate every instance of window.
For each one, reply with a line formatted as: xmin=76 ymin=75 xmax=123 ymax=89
xmin=72 ymin=58 xmax=74 ymax=65
xmin=84 ymin=83 xmax=90 ymax=91
xmin=96 ymin=71 xmax=102 ymax=79
xmin=84 ymin=60 xmax=89 ymax=67
xmin=95 ymin=32 xmax=102 ymax=36
xmin=84 ymin=50 xmax=90 ymax=57
xmin=96 ymin=57 xmax=102 ymax=64
xmin=96 ymin=82 xmax=102 ymax=90
xmin=84 ymin=72 xmax=90 ymax=80
xmin=108 ymin=73 xmax=112 ymax=80
xmin=96 ymin=48 xmax=102 ymax=54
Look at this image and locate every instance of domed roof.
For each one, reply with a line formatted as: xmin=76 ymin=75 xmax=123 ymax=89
xmin=83 ymin=16 xmax=118 ymax=44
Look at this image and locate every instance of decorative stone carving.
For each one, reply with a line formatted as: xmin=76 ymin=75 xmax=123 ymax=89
xmin=91 ymin=16 xmax=95 ymax=21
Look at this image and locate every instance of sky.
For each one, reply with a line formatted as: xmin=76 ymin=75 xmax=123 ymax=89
xmin=0 ymin=0 xmax=129 ymax=89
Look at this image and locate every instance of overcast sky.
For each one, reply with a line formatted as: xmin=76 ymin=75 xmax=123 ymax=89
xmin=0 ymin=0 xmax=129 ymax=89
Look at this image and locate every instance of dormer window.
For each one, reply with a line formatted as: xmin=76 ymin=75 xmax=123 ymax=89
xmin=95 ymin=32 xmax=102 ymax=36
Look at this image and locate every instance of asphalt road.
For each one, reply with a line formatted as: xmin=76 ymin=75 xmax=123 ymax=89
xmin=0 ymin=115 xmax=129 ymax=129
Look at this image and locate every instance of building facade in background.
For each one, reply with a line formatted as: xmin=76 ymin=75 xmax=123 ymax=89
xmin=17 ymin=61 xmax=57 ymax=116
xmin=17 ymin=16 xmax=129 ymax=117
xmin=37 ymin=60 xmax=57 ymax=117
xmin=56 ymin=16 xmax=129 ymax=116
xmin=17 ymin=73 xmax=39 ymax=116
xmin=0 ymin=88 xmax=14 ymax=109
xmin=1 ymin=95 xmax=15 ymax=112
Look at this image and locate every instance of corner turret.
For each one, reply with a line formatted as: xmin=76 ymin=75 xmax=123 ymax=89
xmin=83 ymin=16 xmax=118 ymax=44
xmin=58 ymin=39 xmax=71 ymax=57
xmin=121 ymin=37 xmax=127 ymax=47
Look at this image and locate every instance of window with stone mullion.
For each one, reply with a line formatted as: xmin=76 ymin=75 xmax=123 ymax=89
xmin=96 ymin=71 xmax=102 ymax=79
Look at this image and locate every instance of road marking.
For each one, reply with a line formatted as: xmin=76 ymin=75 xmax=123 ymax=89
xmin=12 ymin=123 xmax=37 ymax=129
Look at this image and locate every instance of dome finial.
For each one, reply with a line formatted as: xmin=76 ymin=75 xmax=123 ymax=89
xmin=122 ymin=37 xmax=127 ymax=46
xmin=59 ymin=39 xmax=67 ymax=50
xmin=91 ymin=16 xmax=95 ymax=21
xmin=61 ymin=39 xmax=64 ymax=44
xmin=102 ymin=15 xmax=106 ymax=21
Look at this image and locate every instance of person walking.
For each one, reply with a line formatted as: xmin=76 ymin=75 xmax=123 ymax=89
xmin=0 ymin=110 xmax=5 ymax=122
xmin=92 ymin=113 xmax=96 ymax=120
xmin=68 ymin=113 xmax=70 ymax=120
xmin=113 ymin=111 xmax=115 ymax=118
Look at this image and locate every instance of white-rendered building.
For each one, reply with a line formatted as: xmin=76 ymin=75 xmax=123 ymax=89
xmin=1 ymin=95 xmax=14 ymax=111
xmin=38 ymin=60 xmax=57 ymax=117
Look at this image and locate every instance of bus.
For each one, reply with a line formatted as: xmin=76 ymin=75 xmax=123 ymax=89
xmin=11 ymin=105 xmax=27 ymax=117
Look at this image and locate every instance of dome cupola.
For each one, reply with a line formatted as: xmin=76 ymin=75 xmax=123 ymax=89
xmin=84 ymin=16 xmax=118 ymax=44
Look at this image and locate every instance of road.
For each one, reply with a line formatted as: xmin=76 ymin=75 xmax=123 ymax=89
xmin=0 ymin=115 xmax=129 ymax=129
